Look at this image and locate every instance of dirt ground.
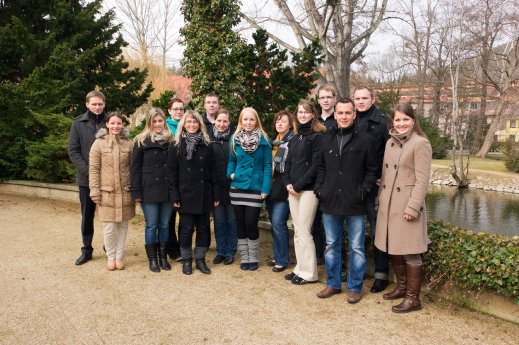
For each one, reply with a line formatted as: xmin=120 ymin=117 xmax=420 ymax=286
xmin=0 ymin=192 xmax=517 ymax=345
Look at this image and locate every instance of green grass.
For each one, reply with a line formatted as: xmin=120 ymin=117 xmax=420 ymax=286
xmin=432 ymin=156 xmax=508 ymax=172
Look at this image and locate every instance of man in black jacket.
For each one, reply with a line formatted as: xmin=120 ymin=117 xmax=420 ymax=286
xmin=354 ymin=86 xmax=391 ymax=293
xmin=202 ymin=92 xmax=220 ymax=134
xmin=68 ymin=91 xmax=106 ymax=265
xmin=314 ymin=98 xmax=378 ymax=303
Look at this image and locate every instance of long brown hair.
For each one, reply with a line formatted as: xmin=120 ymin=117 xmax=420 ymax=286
xmin=390 ymin=103 xmax=427 ymax=138
xmin=293 ymin=99 xmax=326 ymax=134
xmin=272 ymin=110 xmax=295 ymax=134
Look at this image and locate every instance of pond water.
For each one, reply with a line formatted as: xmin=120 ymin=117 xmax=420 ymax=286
xmin=426 ymin=185 xmax=519 ymax=237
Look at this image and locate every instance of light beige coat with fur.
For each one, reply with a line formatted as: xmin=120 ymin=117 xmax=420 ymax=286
xmin=89 ymin=128 xmax=135 ymax=222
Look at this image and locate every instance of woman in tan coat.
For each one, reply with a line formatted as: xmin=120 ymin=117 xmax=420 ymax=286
xmin=89 ymin=112 xmax=135 ymax=271
xmin=375 ymin=103 xmax=432 ymax=313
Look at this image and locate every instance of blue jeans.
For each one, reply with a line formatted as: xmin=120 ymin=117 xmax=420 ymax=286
xmin=141 ymin=201 xmax=173 ymax=244
xmin=213 ymin=204 xmax=237 ymax=257
xmin=322 ymin=213 xmax=366 ymax=292
xmin=266 ymin=198 xmax=290 ymax=267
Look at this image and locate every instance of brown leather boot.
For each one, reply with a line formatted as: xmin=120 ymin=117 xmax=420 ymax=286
xmin=392 ymin=262 xmax=423 ymax=313
xmin=383 ymin=255 xmax=407 ymax=300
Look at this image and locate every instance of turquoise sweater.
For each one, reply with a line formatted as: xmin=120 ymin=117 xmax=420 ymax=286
xmin=166 ymin=117 xmax=179 ymax=135
xmin=226 ymin=135 xmax=272 ymax=195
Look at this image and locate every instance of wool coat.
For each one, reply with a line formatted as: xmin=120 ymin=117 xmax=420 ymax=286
xmin=130 ymin=137 xmax=172 ymax=203
xmin=168 ymin=139 xmax=222 ymax=214
xmin=375 ymin=129 xmax=432 ymax=255
xmin=314 ymin=128 xmax=378 ymax=216
xmin=210 ymin=131 xmax=233 ymax=205
xmin=89 ymin=128 xmax=135 ymax=222
xmin=282 ymin=131 xmax=322 ymax=193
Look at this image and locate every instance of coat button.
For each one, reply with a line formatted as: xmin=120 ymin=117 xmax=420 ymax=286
xmin=156 ymin=178 xmax=159 ymax=181
xmin=383 ymin=185 xmax=386 ymax=189
xmin=163 ymin=164 xmax=167 ymax=167
xmin=391 ymin=143 xmax=394 ymax=147
xmin=201 ymin=180 xmax=204 ymax=183
xmin=385 ymin=163 xmax=388 ymax=168
xmin=396 ymin=187 xmax=400 ymax=192
xmin=338 ymin=188 xmax=342 ymax=192
xmin=394 ymin=165 xmax=397 ymax=169
xmin=400 ymin=144 xmax=403 ymax=148
xmin=338 ymin=171 xmax=342 ymax=175
xmin=420 ymin=206 xmax=423 ymax=211
xmin=187 ymin=167 xmax=191 ymax=171
xmin=200 ymin=156 xmax=203 ymax=159
xmin=200 ymin=168 xmax=204 ymax=171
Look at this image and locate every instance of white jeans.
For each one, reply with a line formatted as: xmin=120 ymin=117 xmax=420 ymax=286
xmin=103 ymin=221 xmax=128 ymax=260
xmin=288 ymin=191 xmax=319 ymax=281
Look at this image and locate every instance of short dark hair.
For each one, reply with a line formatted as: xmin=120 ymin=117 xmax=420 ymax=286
xmin=335 ymin=98 xmax=355 ymax=109
xmin=167 ymin=98 xmax=184 ymax=110
xmin=105 ymin=111 xmax=128 ymax=126
xmin=272 ymin=110 xmax=294 ymax=133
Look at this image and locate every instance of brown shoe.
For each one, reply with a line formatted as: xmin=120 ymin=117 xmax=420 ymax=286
xmin=317 ymin=286 xmax=341 ymax=299
xmin=347 ymin=291 xmax=362 ymax=304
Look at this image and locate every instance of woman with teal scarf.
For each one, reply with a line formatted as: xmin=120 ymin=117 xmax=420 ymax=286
xmin=165 ymin=98 xmax=185 ymax=261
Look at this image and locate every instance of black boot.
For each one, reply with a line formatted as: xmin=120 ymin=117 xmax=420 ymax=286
xmin=182 ymin=259 xmax=192 ymax=275
xmin=158 ymin=243 xmax=171 ymax=270
xmin=194 ymin=246 xmax=211 ymax=274
xmin=145 ymin=244 xmax=160 ymax=273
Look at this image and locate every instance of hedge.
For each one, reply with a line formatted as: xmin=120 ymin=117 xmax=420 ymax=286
xmin=424 ymin=221 xmax=518 ymax=303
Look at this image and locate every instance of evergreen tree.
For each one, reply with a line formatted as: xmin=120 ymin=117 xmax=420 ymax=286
xmin=0 ymin=0 xmax=153 ymax=180
xmin=180 ymin=0 xmax=247 ymax=115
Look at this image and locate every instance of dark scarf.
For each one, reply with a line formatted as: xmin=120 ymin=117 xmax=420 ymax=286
xmin=235 ymin=128 xmax=261 ymax=152
xmin=297 ymin=122 xmax=313 ymax=136
xmin=182 ymin=131 xmax=203 ymax=160
xmin=213 ymin=125 xmax=231 ymax=140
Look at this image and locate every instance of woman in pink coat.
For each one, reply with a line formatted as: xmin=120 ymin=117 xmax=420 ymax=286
xmin=375 ymin=103 xmax=432 ymax=313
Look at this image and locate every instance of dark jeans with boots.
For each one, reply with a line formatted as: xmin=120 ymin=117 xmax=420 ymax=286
xmin=145 ymin=243 xmax=160 ymax=273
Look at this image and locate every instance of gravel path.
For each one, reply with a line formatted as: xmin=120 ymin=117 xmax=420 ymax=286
xmin=0 ymin=193 xmax=517 ymax=345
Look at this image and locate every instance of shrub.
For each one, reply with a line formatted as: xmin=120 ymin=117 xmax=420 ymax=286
xmin=503 ymin=139 xmax=519 ymax=172
xmin=424 ymin=221 xmax=518 ymax=302
xmin=418 ymin=116 xmax=451 ymax=159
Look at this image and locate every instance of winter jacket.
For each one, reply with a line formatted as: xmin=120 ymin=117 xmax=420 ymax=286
xmin=210 ymin=130 xmax=233 ymax=205
xmin=168 ymin=139 xmax=222 ymax=214
xmin=375 ymin=129 xmax=432 ymax=255
xmin=68 ymin=111 xmax=106 ymax=186
xmin=314 ymin=127 xmax=378 ymax=216
xmin=355 ymin=105 xmax=390 ymax=177
xmin=226 ymin=135 xmax=272 ymax=195
xmin=282 ymin=131 xmax=322 ymax=193
xmin=89 ymin=128 xmax=135 ymax=222
xmin=130 ymin=137 xmax=172 ymax=203
xmin=318 ymin=112 xmax=336 ymax=130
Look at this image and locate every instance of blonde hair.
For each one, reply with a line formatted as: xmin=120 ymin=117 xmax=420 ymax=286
xmin=134 ymin=108 xmax=173 ymax=146
xmin=174 ymin=110 xmax=210 ymax=147
xmin=293 ymin=99 xmax=326 ymax=134
xmin=231 ymin=107 xmax=269 ymax=154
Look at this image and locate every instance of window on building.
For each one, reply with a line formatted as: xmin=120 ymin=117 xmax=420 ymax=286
xmin=510 ymin=120 xmax=517 ymax=128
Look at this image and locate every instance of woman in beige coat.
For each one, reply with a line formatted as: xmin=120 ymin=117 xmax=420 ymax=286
xmin=89 ymin=112 xmax=135 ymax=271
xmin=375 ymin=103 xmax=432 ymax=313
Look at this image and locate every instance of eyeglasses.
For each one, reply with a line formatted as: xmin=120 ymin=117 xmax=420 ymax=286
xmin=318 ymin=96 xmax=334 ymax=100
xmin=172 ymin=108 xmax=184 ymax=111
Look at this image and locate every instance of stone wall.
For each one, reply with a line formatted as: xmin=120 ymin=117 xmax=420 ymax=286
xmin=430 ymin=166 xmax=519 ymax=193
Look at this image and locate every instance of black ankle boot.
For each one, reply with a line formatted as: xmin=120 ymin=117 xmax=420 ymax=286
xmin=182 ymin=259 xmax=192 ymax=275
xmin=195 ymin=259 xmax=211 ymax=274
xmin=145 ymin=244 xmax=160 ymax=273
xmin=158 ymin=243 xmax=171 ymax=270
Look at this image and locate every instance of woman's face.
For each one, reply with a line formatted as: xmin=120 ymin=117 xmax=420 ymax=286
xmin=106 ymin=116 xmax=123 ymax=136
xmin=184 ymin=116 xmax=200 ymax=134
xmin=241 ymin=112 xmax=257 ymax=132
xmin=215 ymin=113 xmax=230 ymax=133
xmin=297 ymin=105 xmax=314 ymax=125
xmin=152 ymin=115 xmax=165 ymax=134
xmin=169 ymin=102 xmax=184 ymax=121
xmin=393 ymin=111 xmax=415 ymax=134
xmin=275 ymin=115 xmax=291 ymax=135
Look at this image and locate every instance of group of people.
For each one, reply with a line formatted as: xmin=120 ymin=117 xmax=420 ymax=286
xmin=68 ymin=86 xmax=432 ymax=313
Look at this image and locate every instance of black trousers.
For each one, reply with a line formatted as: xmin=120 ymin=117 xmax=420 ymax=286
xmin=233 ymin=205 xmax=261 ymax=240
xmin=167 ymin=210 xmax=181 ymax=256
xmin=179 ymin=213 xmax=211 ymax=248
xmin=366 ymin=186 xmax=389 ymax=276
xmin=79 ymin=186 xmax=96 ymax=254
xmin=312 ymin=208 xmax=325 ymax=259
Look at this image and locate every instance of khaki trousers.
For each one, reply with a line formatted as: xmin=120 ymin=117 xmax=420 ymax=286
xmin=288 ymin=191 xmax=319 ymax=281
xmin=103 ymin=221 xmax=128 ymax=260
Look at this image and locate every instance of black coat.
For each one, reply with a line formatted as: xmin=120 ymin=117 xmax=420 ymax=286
xmin=130 ymin=138 xmax=172 ymax=203
xmin=68 ymin=111 xmax=106 ymax=186
xmin=210 ymin=131 xmax=233 ymax=205
xmin=355 ymin=105 xmax=390 ymax=177
xmin=168 ymin=139 xmax=222 ymax=214
xmin=314 ymin=128 xmax=378 ymax=216
xmin=282 ymin=131 xmax=323 ymax=192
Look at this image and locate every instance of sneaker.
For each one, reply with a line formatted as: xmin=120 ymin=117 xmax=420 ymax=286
xmin=248 ymin=262 xmax=258 ymax=271
xmin=291 ymin=276 xmax=318 ymax=285
xmin=284 ymin=272 xmax=297 ymax=281
xmin=240 ymin=263 xmax=249 ymax=270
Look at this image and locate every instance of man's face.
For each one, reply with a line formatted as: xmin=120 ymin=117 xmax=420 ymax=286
xmin=317 ymin=89 xmax=336 ymax=112
xmin=354 ymin=89 xmax=375 ymax=113
xmin=86 ymin=96 xmax=105 ymax=115
xmin=334 ymin=102 xmax=356 ymax=129
xmin=204 ymin=96 xmax=220 ymax=116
